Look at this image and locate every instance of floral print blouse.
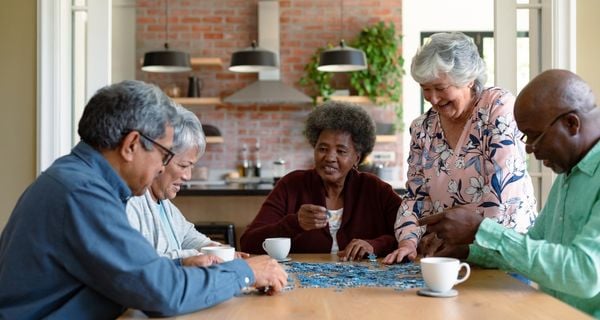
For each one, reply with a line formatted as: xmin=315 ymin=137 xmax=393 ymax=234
xmin=394 ymin=87 xmax=538 ymax=245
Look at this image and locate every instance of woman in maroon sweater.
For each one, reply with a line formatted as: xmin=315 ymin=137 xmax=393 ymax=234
xmin=240 ymin=101 xmax=402 ymax=261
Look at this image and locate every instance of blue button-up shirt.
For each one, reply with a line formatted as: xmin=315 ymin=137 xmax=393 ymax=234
xmin=0 ymin=142 xmax=254 ymax=319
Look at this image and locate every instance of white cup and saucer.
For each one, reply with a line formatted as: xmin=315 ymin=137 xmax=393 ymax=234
xmin=262 ymin=237 xmax=291 ymax=262
xmin=200 ymin=246 xmax=235 ymax=262
xmin=418 ymin=257 xmax=471 ymax=298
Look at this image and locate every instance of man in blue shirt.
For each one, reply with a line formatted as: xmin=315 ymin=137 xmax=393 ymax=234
xmin=0 ymin=80 xmax=287 ymax=319
xmin=420 ymin=69 xmax=600 ymax=317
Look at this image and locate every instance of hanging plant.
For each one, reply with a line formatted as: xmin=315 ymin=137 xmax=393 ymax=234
xmin=350 ymin=22 xmax=404 ymax=128
xmin=299 ymin=47 xmax=334 ymax=104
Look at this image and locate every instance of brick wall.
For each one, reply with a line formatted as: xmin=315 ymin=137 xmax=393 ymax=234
xmin=136 ymin=0 xmax=404 ymax=179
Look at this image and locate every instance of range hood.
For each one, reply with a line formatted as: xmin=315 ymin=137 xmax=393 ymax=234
xmin=224 ymin=0 xmax=312 ymax=105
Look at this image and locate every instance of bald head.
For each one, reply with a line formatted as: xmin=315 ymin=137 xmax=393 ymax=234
xmin=514 ymin=69 xmax=599 ymax=174
xmin=515 ymin=69 xmax=596 ymax=121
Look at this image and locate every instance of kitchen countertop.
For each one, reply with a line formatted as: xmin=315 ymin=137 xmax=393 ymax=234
xmin=178 ymin=180 xmax=406 ymax=196
xmin=179 ymin=182 xmax=275 ymax=196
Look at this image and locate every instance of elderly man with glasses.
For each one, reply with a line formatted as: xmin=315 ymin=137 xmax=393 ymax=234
xmin=419 ymin=69 xmax=600 ymax=317
xmin=0 ymin=81 xmax=287 ymax=319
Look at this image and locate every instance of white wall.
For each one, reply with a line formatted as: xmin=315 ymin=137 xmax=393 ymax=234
xmin=112 ymin=0 xmax=136 ymax=83
xmin=401 ymin=0 xmax=494 ymax=179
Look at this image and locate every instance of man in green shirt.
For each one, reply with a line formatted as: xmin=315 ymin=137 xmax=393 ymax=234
xmin=420 ymin=69 xmax=600 ymax=317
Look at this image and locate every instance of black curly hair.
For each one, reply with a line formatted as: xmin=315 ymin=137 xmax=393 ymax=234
xmin=304 ymin=101 xmax=376 ymax=164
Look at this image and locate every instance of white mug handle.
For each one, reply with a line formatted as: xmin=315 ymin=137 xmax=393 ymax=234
xmin=455 ymin=262 xmax=471 ymax=285
xmin=262 ymin=241 xmax=267 ymax=252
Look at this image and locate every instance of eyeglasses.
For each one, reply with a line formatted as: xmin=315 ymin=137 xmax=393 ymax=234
xmin=138 ymin=132 xmax=175 ymax=166
xmin=520 ymin=110 xmax=576 ymax=149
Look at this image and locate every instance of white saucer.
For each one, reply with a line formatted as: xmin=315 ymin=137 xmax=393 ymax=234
xmin=417 ymin=289 xmax=458 ymax=298
xmin=277 ymin=257 xmax=292 ymax=262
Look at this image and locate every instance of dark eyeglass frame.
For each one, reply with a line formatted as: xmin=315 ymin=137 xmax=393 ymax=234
xmin=520 ymin=110 xmax=576 ymax=149
xmin=137 ymin=132 xmax=175 ymax=166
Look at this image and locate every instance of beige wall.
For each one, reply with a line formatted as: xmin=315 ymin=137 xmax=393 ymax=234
xmin=0 ymin=0 xmax=36 ymax=231
xmin=577 ymin=0 xmax=600 ymax=103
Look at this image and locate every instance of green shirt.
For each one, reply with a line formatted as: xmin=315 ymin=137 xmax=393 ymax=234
xmin=468 ymin=141 xmax=600 ymax=318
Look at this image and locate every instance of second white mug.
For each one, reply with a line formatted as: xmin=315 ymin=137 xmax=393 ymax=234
xmin=420 ymin=257 xmax=470 ymax=293
xmin=262 ymin=237 xmax=291 ymax=260
xmin=200 ymin=246 xmax=235 ymax=262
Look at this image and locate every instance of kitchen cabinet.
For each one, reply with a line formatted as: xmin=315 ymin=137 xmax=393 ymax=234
xmin=172 ymin=194 xmax=267 ymax=249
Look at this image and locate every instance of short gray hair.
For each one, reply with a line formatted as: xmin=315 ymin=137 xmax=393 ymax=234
xmin=78 ymin=80 xmax=178 ymax=151
xmin=172 ymin=105 xmax=206 ymax=157
xmin=411 ymin=32 xmax=487 ymax=97
xmin=304 ymin=101 xmax=376 ymax=163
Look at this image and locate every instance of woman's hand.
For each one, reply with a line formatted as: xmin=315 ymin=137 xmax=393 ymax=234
xmin=297 ymin=204 xmax=328 ymax=231
xmin=382 ymin=239 xmax=417 ymax=264
xmin=337 ymin=239 xmax=374 ymax=261
xmin=181 ymin=254 xmax=222 ymax=267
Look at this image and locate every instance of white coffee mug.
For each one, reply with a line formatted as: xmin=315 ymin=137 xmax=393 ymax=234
xmin=420 ymin=257 xmax=471 ymax=292
xmin=200 ymin=246 xmax=235 ymax=262
xmin=262 ymin=237 xmax=291 ymax=260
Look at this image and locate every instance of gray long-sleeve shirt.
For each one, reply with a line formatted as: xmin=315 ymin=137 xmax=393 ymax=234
xmin=126 ymin=189 xmax=218 ymax=259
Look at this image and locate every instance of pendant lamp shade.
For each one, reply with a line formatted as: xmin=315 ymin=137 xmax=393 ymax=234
xmin=229 ymin=41 xmax=278 ymax=73
xmin=317 ymin=40 xmax=367 ymax=72
xmin=141 ymin=0 xmax=191 ymax=73
xmin=142 ymin=45 xmax=191 ymax=73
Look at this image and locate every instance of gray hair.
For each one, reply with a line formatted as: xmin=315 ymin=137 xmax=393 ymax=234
xmin=78 ymin=80 xmax=178 ymax=151
xmin=562 ymin=74 xmax=597 ymax=113
xmin=172 ymin=105 xmax=206 ymax=157
xmin=411 ymin=32 xmax=487 ymax=97
xmin=304 ymin=101 xmax=376 ymax=163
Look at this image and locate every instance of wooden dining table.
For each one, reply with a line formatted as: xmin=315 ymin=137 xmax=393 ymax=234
xmin=119 ymin=254 xmax=592 ymax=320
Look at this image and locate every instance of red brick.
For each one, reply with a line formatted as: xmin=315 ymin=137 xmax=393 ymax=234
xmin=137 ymin=0 xmax=405 ymax=173
xmin=203 ymin=16 xmax=223 ymax=23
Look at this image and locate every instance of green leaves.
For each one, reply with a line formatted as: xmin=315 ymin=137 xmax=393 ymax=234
xmin=350 ymin=22 xmax=404 ymax=105
xmin=299 ymin=21 xmax=404 ymax=130
xmin=350 ymin=22 xmax=404 ymax=129
xmin=299 ymin=47 xmax=334 ymax=104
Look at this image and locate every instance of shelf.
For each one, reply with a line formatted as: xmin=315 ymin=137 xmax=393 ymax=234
xmin=139 ymin=56 xmax=222 ymax=68
xmin=375 ymin=135 xmax=397 ymax=143
xmin=191 ymin=57 xmax=222 ymax=68
xmin=173 ymin=97 xmax=222 ymax=106
xmin=206 ymin=136 xmax=224 ymax=144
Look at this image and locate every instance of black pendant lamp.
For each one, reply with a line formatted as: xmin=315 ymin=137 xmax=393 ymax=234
xmin=141 ymin=0 xmax=191 ymax=73
xmin=317 ymin=40 xmax=367 ymax=72
xmin=317 ymin=0 xmax=367 ymax=72
xmin=229 ymin=40 xmax=278 ymax=73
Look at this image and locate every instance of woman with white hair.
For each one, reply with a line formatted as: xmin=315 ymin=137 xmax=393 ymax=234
xmin=127 ymin=105 xmax=248 ymax=266
xmin=383 ymin=32 xmax=537 ymax=264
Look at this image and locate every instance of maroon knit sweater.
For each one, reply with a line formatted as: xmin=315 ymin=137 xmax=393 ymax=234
xmin=240 ymin=169 xmax=402 ymax=257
